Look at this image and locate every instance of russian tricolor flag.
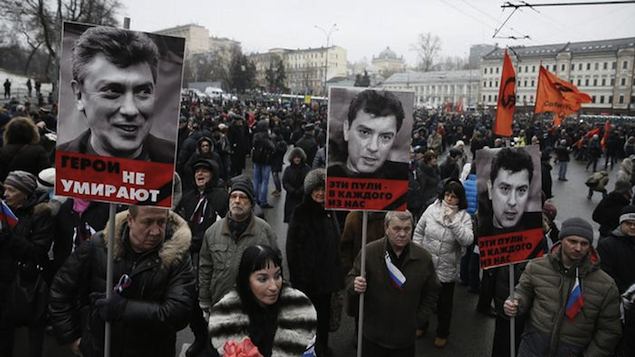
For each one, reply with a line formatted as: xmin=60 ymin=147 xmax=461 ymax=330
xmin=565 ymin=269 xmax=584 ymax=320
xmin=385 ymin=252 xmax=406 ymax=289
xmin=0 ymin=200 xmax=18 ymax=229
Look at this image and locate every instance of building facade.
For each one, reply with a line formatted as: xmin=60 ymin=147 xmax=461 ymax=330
xmin=154 ymin=24 xmax=211 ymax=55
xmin=250 ymin=46 xmax=347 ymax=95
xmin=480 ymin=38 xmax=635 ymax=113
xmin=381 ymin=70 xmax=481 ymax=109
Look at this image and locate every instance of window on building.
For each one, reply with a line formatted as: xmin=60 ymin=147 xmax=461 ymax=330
xmin=619 ymin=95 xmax=624 ymax=104
xmin=593 ymin=79 xmax=597 ymax=86
xmin=561 ymin=64 xmax=566 ymax=71
xmin=612 ymin=62 xmax=617 ymax=69
xmin=611 ymin=78 xmax=615 ymax=86
xmin=523 ymin=95 xmax=527 ymax=102
xmin=495 ymin=81 xmax=499 ymax=87
xmin=530 ymin=95 xmax=534 ymax=103
xmin=601 ymin=78 xmax=606 ymax=86
xmin=600 ymin=96 xmax=605 ymax=104
xmin=621 ymin=78 xmax=626 ymax=86
xmin=595 ymin=63 xmax=599 ymax=70
xmin=552 ymin=65 xmax=557 ymax=72
xmin=587 ymin=63 xmax=591 ymax=70
xmin=496 ymin=67 xmax=499 ymax=74
xmin=592 ymin=96 xmax=596 ymax=103
xmin=489 ymin=81 xmax=492 ymax=87
xmin=609 ymin=96 xmax=613 ymax=103
xmin=532 ymin=65 xmax=536 ymax=72
xmin=603 ymin=62 xmax=608 ymax=70
xmin=495 ymin=95 xmax=498 ymax=102
xmin=483 ymin=81 xmax=487 ymax=87
xmin=577 ymin=79 xmax=581 ymax=86
xmin=488 ymin=95 xmax=492 ymax=102
xmin=518 ymin=66 xmax=522 ymax=73
xmin=525 ymin=65 xmax=528 ymax=72
xmin=579 ymin=63 xmax=583 ymax=70
xmin=585 ymin=79 xmax=589 ymax=86
xmin=524 ymin=80 xmax=528 ymax=87
xmin=624 ymin=61 xmax=629 ymax=69
xmin=483 ymin=95 xmax=486 ymax=102
xmin=531 ymin=80 xmax=535 ymax=87
xmin=483 ymin=68 xmax=487 ymax=74
xmin=571 ymin=64 xmax=575 ymax=72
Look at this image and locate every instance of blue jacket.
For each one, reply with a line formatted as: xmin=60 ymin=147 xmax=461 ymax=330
xmin=463 ymin=174 xmax=478 ymax=216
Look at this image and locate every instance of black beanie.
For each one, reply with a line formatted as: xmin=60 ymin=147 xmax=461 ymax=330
xmin=230 ymin=175 xmax=255 ymax=204
xmin=559 ymin=217 xmax=593 ymax=244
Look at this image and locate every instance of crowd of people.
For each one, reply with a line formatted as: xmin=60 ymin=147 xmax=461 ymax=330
xmin=0 ymin=82 xmax=634 ymax=357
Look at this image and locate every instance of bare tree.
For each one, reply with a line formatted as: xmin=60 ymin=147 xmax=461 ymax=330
xmin=411 ymin=32 xmax=442 ymax=72
xmin=0 ymin=0 xmax=120 ymax=84
xmin=433 ymin=55 xmax=469 ymax=71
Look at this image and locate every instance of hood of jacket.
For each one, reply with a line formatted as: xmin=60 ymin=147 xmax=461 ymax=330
xmin=106 ymin=210 xmax=191 ymax=269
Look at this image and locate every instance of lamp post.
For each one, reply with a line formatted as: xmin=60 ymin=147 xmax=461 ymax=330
xmin=315 ymin=23 xmax=338 ymax=96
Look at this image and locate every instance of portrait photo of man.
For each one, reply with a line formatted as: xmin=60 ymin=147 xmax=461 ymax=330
xmin=326 ymin=88 xmax=413 ymax=180
xmin=57 ymin=23 xmax=184 ymax=163
xmin=477 ymin=146 xmax=542 ymax=235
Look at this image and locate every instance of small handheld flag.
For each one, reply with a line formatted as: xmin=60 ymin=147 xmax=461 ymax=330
xmin=385 ymin=252 xmax=406 ymax=289
xmin=0 ymin=200 xmax=18 ymax=229
xmin=565 ymin=268 xmax=584 ymax=320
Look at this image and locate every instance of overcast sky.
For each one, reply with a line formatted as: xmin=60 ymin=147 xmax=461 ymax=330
xmin=120 ymin=0 xmax=635 ymax=66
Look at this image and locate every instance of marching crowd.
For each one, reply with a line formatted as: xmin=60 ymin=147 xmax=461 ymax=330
xmin=0 ymin=90 xmax=633 ymax=357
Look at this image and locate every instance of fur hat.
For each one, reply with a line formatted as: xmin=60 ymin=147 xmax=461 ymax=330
xmin=559 ymin=217 xmax=593 ymax=244
xmin=230 ymin=175 xmax=255 ymax=204
xmin=304 ymin=168 xmax=325 ymax=195
xmin=5 ymin=170 xmax=38 ymax=196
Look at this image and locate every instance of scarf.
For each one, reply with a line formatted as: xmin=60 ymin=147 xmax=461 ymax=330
xmin=440 ymin=200 xmax=459 ymax=224
xmin=228 ymin=213 xmax=252 ymax=240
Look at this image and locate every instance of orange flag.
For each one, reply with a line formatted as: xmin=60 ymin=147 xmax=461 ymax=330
xmin=601 ymin=120 xmax=611 ymax=150
xmin=494 ymin=50 xmax=516 ymax=137
xmin=535 ymin=65 xmax=591 ymax=117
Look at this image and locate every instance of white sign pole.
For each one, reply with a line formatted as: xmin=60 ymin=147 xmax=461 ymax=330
xmin=509 ymin=263 xmax=515 ymax=357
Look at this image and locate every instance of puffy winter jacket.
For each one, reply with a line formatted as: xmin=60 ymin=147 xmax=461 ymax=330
xmin=413 ymin=200 xmax=473 ymax=283
xmin=513 ymin=243 xmax=622 ymax=357
xmin=49 ymin=211 xmax=195 ymax=357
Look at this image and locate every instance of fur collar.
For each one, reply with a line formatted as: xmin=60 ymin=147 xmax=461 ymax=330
xmin=105 ymin=210 xmax=191 ymax=268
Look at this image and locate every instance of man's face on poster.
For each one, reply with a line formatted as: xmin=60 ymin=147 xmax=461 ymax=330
xmin=488 ymin=168 xmax=530 ymax=229
xmin=72 ymin=54 xmax=156 ymax=158
xmin=343 ymin=110 xmax=397 ymax=174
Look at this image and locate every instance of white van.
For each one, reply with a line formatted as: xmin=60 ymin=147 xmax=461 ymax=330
xmin=205 ymin=87 xmax=224 ymax=99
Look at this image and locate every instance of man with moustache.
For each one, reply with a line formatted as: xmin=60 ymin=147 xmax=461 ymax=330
xmin=347 ymin=210 xmax=440 ymax=356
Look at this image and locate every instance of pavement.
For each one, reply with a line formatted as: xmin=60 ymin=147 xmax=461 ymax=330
xmin=15 ymin=149 xmax=619 ymax=357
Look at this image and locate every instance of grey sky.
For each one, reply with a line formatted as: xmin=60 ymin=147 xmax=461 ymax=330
xmin=120 ymin=0 xmax=635 ymax=66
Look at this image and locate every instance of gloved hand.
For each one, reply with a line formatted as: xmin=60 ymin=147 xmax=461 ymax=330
xmin=90 ymin=292 xmax=127 ymax=321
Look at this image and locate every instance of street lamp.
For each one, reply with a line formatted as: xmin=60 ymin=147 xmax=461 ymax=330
xmin=315 ymin=23 xmax=338 ymax=96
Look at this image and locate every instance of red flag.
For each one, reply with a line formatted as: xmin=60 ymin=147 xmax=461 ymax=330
xmin=576 ymin=127 xmax=601 ymax=149
xmin=601 ymin=120 xmax=611 ymax=150
xmin=494 ymin=50 xmax=516 ymax=137
xmin=535 ymin=65 xmax=591 ymax=116
xmin=553 ymin=113 xmax=562 ymax=128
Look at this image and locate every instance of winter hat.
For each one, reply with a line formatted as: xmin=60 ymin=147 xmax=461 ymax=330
xmin=37 ymin=167 xmax=55 ymax=191
xmin=619 ymin=205 xmax=635 ymax=224
xmin=559 ymin=217 xmax=594 ymax=244
xmin=304 ymin=168 xmax=326 ymax=194
xmin=613 ymin=180 xmax=632 ymax=195
xmin=4 ymin=170 xmax=38 ymax=196
xmin=230 ymin=175 xmax=255 ymax=204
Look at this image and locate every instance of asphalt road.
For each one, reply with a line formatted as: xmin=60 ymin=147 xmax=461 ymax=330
xmin=16 ymin=150 xmax=619 ymax=357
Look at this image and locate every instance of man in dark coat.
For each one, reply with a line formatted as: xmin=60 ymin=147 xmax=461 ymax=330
xmin=598 ymin=205 xmax=635 ymax=356
xmin=592 ymin=180 xmax=632 ymax=237
xmin=228 ymin=116 xmax=250 ymax=177
xmin=177 ymin=158 xmax=227 ymax=357
xmin=49 ymin=207 xmax=195 ymax=357
xmin=251 ymin=120 xmax=275 ymax=208
xmin=281 ymin=147 xmax=310 ymax=223
xmin=294 ymin=123 xmax=318 ymax=167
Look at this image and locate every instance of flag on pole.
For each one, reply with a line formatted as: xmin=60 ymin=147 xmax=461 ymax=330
xmin=385 ymin=252 xmax=406 ymax=289
xmin=565 ymin=268 xmax=584 ymax=320
xmin=494 ymin=49 xmax=516 ymax=137
xmin=600 ymin=120 xmax=611 ymax=151
xmin=535 ymin=65 xmax=591 ymax=118
xmin=0 ymin=200 xmax=18 ymax=229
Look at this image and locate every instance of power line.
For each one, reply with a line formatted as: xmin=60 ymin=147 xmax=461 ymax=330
xmin=502 ymin=1 xmax=635 ymax=8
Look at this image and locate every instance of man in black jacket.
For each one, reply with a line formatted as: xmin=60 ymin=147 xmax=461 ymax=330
xmin=592 ymin=180 xmax=632 ymax=237
xmin=49 ymin=206 xmax=195 ymax=357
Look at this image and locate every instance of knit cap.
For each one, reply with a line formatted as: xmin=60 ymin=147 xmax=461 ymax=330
xmin=619 ymin=205 xmax=635 ymax=224
xmin=559 ymin=217 xmax=593 ymax=244
xmin=230 ymin=175 xmax=255 ymax=204
xmin=4 ymin=170 xmax=38 ymax=196
xmin=304 ymin=168 xmax=325 ymax=194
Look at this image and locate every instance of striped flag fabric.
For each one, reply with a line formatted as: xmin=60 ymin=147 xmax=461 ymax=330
xmin=0 ymin=200 xmax=18 ymax=229
xmin=565 ymin=269 xmax=584 ymax=320
xmin=385 ymin=251 xmax=406 ymax=289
